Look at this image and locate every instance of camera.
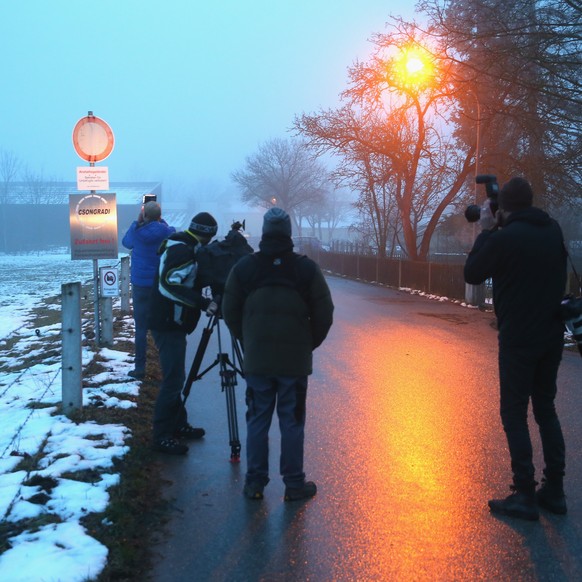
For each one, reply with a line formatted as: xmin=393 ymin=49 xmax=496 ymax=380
xmin=230 ymin=219 xmax=246 ymax=232
xmin=464 ymin=174 xmax=500 ymax=223
xmin=560 ymin=295 xmax=582 ymax=357
xmin=143 ymin=194 xmax=157 ymax=204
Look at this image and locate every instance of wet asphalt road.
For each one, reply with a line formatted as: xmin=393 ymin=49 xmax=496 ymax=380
xmin=150 ymin=275 xmax=582 ymax=581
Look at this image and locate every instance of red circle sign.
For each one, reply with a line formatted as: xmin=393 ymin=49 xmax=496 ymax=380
xmin=72 ymin=114 xmax=115 ymax=162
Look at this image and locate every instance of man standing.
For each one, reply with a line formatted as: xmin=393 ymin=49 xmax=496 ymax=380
xmin=222 ymin=207 xmax=334 ymax=501
xmin=464 ymin=177 xmax=567 ymax=520
xmin=122 ymin=200 xmax=175 ymax=380
xmin=148 ymin=212 xmax=219 ymax=455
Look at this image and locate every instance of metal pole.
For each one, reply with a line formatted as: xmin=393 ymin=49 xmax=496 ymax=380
xmin=120 ymin=255 xmax=131 ymax=315
xmin=93 ymin=258 xmax=100 ymax=345
xmin=62 ymin=282 xmax=83 ymax=413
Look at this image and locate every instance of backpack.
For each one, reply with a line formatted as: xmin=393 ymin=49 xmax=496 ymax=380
xmin=196 ymin=229 xmax=254 ymax=295
xmin=242 ymin=252 xmax=315 ymax=304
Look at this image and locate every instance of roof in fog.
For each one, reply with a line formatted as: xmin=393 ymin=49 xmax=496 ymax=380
xmin=1 ymin=182 xmax=162 ymax=205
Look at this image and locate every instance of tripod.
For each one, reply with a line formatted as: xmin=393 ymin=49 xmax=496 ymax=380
xmin=183 ymin=310 xmax=244 ymax=461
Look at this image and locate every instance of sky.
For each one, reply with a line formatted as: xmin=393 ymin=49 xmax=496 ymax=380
xmin=0 ymin=1 xmax=419 ymax=200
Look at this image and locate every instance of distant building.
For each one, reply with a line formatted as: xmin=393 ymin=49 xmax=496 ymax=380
xmin=0 ymin=182 xmax=162 ymax=253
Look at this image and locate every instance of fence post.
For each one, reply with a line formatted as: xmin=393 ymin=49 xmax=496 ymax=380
xmin=62 ymin=282 xmax=82 ymax=413
xmin=428 ymin=261 xmax=432 ymax=294
xmin=120 ymin=255 xmax=131 ymax=315
xmin=465 ymin=283 xmax=486 ymax=306
xmin=100 ymin=297 xmax=114 ymax=346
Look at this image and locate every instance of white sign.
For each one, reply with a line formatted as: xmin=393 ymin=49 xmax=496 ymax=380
xmin=77 ymin=166 xmax=110 ymax=191
xmin=100 ymin=267 xmax=119 ymax=297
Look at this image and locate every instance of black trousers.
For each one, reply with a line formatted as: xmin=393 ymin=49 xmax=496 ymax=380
xmin=498 ymin=341 xmax=565 ymax=492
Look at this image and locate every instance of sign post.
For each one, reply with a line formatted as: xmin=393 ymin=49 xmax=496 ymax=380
xmin=71 ymin=111 xmax=116 ymax=346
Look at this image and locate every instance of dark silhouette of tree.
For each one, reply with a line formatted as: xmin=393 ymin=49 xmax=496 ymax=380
xmin=295 ymin=29 xmax=474 ymax=261
xmin=231 ymin=138 xmax=329 ymax=235
xmin=0 ymin=149 xmax=21 ymax=252
xmin=416 ymin=0 xmax=582 ymax=206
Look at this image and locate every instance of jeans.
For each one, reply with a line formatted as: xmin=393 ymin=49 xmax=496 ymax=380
xmin=498 ymin=341 xmax=565 ymax=491
xmin=244 ymin=374 xmax=308 ymax=488
xmin=132 ymin=285 xmax=153 ymax=373
xmin=152 ymin=329 xmax=188 ymax=441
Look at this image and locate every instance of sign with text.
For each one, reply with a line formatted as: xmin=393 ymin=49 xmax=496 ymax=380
xmin=69 ymin=193 xmax=118 ymax=260
xmin=77 ymin=166 xmax=109 ymax=191
xmin=99 ymin=267 xmax=119 ymax=297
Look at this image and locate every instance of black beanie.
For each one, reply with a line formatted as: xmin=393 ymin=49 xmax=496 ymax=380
xmin=499 ymin=177 xmax=533 ymax=212
xmin=189 ymin=212 xmax=218 ymax=239
xmin=262 ymin=207 xmax=292 ymax=237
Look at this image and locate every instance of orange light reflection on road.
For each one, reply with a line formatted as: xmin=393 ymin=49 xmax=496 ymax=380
xmin=320 ymin=319 xmax=489 ymax=579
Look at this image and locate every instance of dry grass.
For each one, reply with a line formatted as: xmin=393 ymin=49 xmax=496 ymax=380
xmin=1 ymin=296 xmax=169 ymax=582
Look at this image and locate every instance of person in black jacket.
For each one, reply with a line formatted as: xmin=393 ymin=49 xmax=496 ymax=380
xmin=148 ymin=212 xmax=218 ymax=455
xmin=222 ymin=208 xmax=334 ymax=501
xmin=464 ymin=177 xmax=567 ymax=520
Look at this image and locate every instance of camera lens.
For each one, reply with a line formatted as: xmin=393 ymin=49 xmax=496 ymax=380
xmin=464 ymin=204 xmax=481 ymax=223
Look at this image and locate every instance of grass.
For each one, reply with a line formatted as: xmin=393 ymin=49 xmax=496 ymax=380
xmin=0 ymin=291 xmax=169 ymax=582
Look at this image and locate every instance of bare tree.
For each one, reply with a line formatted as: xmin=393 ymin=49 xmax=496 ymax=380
xmin=295 ymin=27 xmax=475 ymax=261
xmin=19 ymin=167 xmax=64 ymax=204
xmin=0 ymin=149 xmax=21 ymax=252
xmin=231 ymin=138 xmax=330 ymax=234
xmin=416 ymin=0 xmax=582 ymax=204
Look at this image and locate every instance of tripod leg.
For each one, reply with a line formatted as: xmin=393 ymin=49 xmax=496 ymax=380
xmin=221 ymin=368 xmax=241 ymax=462
xmin=183 ymin=316 xmax=215 ymax=402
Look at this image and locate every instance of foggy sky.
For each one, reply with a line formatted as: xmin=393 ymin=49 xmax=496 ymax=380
xmin=1 ymin=1 xmax=417 ymax=198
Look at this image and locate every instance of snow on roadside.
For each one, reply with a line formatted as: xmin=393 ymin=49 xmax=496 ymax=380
xmin=0 ymin=252 xmax=138 ymax=581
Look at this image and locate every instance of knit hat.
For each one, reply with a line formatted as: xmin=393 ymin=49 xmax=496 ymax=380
xmin=189 ymin=212 xmax=218 ymax=239
xmin=499 ymin=177 xmax=533 ymax=212
xmin=262 ymin=207 xmax=292 ymax=238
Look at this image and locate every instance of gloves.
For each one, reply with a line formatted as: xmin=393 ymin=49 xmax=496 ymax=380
xmin=201 ymin=295 xmax=220 ymax=316
xmin=479 ymin=201 xmax=496 ymax=231
xmin=206 ymin=299 xmax=219 ymax=316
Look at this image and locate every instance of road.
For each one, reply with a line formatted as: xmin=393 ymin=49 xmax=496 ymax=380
xmin=150 ymin=275 xmax=582 ymax=581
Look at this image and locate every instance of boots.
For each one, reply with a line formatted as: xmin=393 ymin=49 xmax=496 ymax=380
xmin=488 ymin=485 xmax=539 ymax=521
xmin=537 ymin=477 xmax=567 ymax=515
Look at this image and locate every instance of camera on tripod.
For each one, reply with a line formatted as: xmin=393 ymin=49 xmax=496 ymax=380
xmin=230 ymin=219 xmax=245 ymax=232
xmin=464 ymin=175 xmax=500 ymax=223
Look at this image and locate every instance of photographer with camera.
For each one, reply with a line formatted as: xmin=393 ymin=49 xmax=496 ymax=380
xmin=464 ymin=177 xmax=567 ymax=520
xmin=122 ymin=199 xmax=175 ymax=380
xmin=148 ymin=212 xmax=219 ymax=455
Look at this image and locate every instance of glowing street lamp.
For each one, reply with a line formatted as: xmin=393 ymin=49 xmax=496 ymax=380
xmin=392 ymin=45 xmax=436 ymax=91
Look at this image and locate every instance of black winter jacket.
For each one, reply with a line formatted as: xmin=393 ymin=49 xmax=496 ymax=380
xmin=222 ymin=235 xmax=334 ymax=376
xmin=464 ymin=207 xmax=566 ymax=347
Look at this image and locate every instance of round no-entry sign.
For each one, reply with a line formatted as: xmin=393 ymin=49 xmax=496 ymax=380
xmin=72 ymin=113 xmax=115 ymax=163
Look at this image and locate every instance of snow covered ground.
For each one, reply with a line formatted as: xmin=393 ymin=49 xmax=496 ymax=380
xmin=0 ymin=251 xmax=138 ymax=581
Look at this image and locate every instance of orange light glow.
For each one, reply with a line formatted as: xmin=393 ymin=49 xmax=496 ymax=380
xmin=392 ymin=45 xmax=435 ymax=90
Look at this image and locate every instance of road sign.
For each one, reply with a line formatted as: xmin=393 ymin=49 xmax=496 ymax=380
xmin=100 ymin=267 xmax=119 ymax=297
xmin=69 ymin=193 xmax=118 ymax=260
xmin=72 ymin=113 xmax=115 ymax=163
xmin=77 ymin=166 xmax=110 ymax=191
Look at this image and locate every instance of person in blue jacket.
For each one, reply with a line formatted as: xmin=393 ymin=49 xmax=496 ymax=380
xmin=122 ymin=200 xmax=175 ymax=380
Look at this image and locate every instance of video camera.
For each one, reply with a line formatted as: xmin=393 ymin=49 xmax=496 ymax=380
xmin=230 ymin=219 xmax=246 ymax=232
xmin=464 ymin=175 xmax=499 ymax=223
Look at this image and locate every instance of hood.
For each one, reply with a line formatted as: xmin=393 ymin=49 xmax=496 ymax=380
xmin=504 ymin=207 xmax=552 ymax=228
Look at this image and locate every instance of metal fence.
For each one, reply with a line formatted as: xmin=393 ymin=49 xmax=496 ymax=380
xmin=312 ymin=247 xmax=580 ymax=302
xmin=316 ymin=250 xmax=468 ymax=301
